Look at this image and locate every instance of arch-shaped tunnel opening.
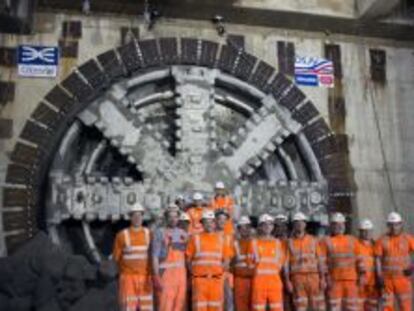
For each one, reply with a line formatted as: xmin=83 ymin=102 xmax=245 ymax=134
xmin=3 ymin=37 xmax=340 ymax=259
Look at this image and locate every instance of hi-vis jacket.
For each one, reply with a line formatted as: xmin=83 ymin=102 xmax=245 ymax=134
xmin=113 ymin=227 xmax=151 ymax=275
xmin=186 ymin=231 xmax=231 ymax=277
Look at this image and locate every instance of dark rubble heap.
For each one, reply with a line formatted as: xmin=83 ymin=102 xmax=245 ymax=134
xmin=0 ymin=232 xmax=119 ymax=311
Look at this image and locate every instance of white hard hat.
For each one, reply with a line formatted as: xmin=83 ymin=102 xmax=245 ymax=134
xmin=202 ymin=210 xmax=215 ymax=220
xmin=179 ymin=212 xmax=190 ymax=221
xmin=129 ymin=202 xmax=145 ymax=213
xmin=359 ymin=219 xmax=374 ymax=230
xmin=215 ymin=181 xmax=225 ymax=189
xmin=292 ymin=212 xmax=308 ymax=222
xmin=176 ymin=194 xmax=184 ymax=200
xmin=238 ymin=216 xmax=251 ymax=226
xmin=330 ymin=212 xmax=346 ymax=223
xmin=275 ymin=214 xmax=288 ymax=222
xmin=259 ymin=213 xmax=274 ymax=224
xmin=387 ymin=212 xmax=402 ymax=223
xmin=193 ymin=192 xmax=203 ymax=201
xmin=167 ymin=203 xmax=180 ymax=212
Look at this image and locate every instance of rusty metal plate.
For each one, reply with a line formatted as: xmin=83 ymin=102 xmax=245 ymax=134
xmin=78 ymin=59 xmax=108 ymax=90
xmin=318 ymin=154 xmax=349 ymax=177
xmin=3 ymin=188 xmax=33 ymax=207
xmin=45 ymin=86 xmax=75 ymax=112
xmin=97 ymin=49 xmax=124 ymax=81
xmin=121 ymin=27 xmax=139 ymax=45
xmin=0 ymin=81 xmax=15 ymax=103
xmin=0 ymin=118 xmax=13 ymax=139
xmin=20 ymin=120 xmax=51 ymax=147
xmin=217 ymin=45 xmax=239 ymax=74
xmin=59 ymin=40 xmax=79 ymax=58
xmin=277 ymin=41 xmax=295 ymax=76
xmin=0 ymin=47 xmax=17 ymax=67
xmin=31 ymin=102 xmax=62 ymax=129
xmin=327 ymin=176 xmax=353 ymax=194
xmin=328 ymin=195 xmax=353 ymax=215
xmin=279 ymin=86 xmax=306 ymax=111
xmin=3 ymin=210 xmax=29 ymax=231
xmin=233 ymin=52 xmax=257 ymax=81
xmin=117 ymin=41 xmax=143 ymax=73
xmin=249 ymin=61 xmax=274 ymax=91
xmin=292 ymin=101 xmax=319 ymax=125
xmin=180 ymin=38 xmax=198 ymax=65
xmin=139 ymin=39 xmax=161 ymax=68
xmin=227 ymin=34 xmax=245 ymax=50
xmin=311 ymin=135 xmax=338 ymax=159
xmin=61 ymin=72 xmax=94 ymax=102
xmin=269 ymin=73 xmax=291 ymax=100
xmin=5 ymin=230 xmax=31 ymax=254
xmin=62 ymin=20 xmax=82 ymax=39
xmin=6 ymin=164 xmax=32 ymax=185
xmin=159 ymin=37 xmax=178 ymax=65
xmin=199 ymin=40 xmax=219 ymax=68
xmin=370 ymin=49 xmax=386 ymax=84
xmin=10 ymin=142 xmax=41 ymax=168
xmin=325 ymin=44 xmax=342 ymax=79
xmin=303 ymin=118 xmax=331 ymax=143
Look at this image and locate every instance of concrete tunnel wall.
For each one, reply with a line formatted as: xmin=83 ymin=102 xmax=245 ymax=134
xmin=0 ymin=11 xmax=414 ymax=256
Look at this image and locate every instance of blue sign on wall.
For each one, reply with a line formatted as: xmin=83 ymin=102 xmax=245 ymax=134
xmin=18 ymin=45 xmax=59 ymax=78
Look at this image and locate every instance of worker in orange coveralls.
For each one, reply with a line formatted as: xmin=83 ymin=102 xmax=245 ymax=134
xmin=188 ymin=192 xmax=210 ymax=235
xmin=215 ymin=209 xmax=235 ymax=311
xmin=375 ymin=212 xmax=414 ymax=311
xmin=357 ymin=218 xmax=378 ymax=311
xmin=112 ymin=202 xmax=154 ymax=311
xmin=178 ymin=211 xmax=192 ymax=311
xmin=178 ymin=211 xmax=191 ymax=233
xmin=152 ymin=204 xmax=188 ymax=311
xmin=321 ymin=212 xmax=363 ymax=311
xmin=210 ymin=181 xmax=235 ymax=235
xmin=273 ymin=213 xmax=292 ymax=311
xmin=233 ymin=216 xmax=254 ymax=311
xmin=248 ymin=213 xmax=287 ymax=311
xmin=273 ymin=213 xmax=289 ymax=239
xmin=285 ymin=212 xmax=326 ymax=311
xmin=186 ymin=210 xmax=231 ymax=311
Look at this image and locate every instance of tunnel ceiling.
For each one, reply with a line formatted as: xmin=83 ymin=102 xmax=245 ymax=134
xmin=36 ymin=1 xmax=414 ymax=42
xmin=2 ymin=37 xmax=345 ymax=254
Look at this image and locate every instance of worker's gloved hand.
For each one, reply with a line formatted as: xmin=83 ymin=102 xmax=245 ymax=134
xmin=222 ymin=261 xmax=230 ymax=271
xmin=153 ymin=275 xmax=163 ymax=292
xmin=358 ymin=275 xmax=367 ymax=287
xmin=285 ymin=279 xmax=294 ymax=294
xmin=326 ymin=276 xmax=332 ymax=290
xmin=320 ymin=278 xmax=327 ymax=291
xmin=403 ymin=266 xmax=414 ymax=277
xmin=376 ymin=276 xmax=385 ymax=290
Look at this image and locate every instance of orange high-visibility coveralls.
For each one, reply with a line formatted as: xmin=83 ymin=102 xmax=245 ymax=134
xmin=357 ymin=239 xmax=378 ymax=311
xmin=221 ymin=233 xmax=235 ymax=310
xmin=321 ymin=235 xmax=361 ymax=311
xmin=375 ymin=233 xmax=414 ymax=311
xmin=248 ymin=237 xmax=286 ymax=311
xmin=186 ymin=232 xmax=230 ymax=311
xmin=233 ymin=238 xmax=253 ymax=311
xmin=210 ymin=196 xmax=234 ymax=235
xmin=153 ymin=227 xmax=188 ymax=311
xmin=287 ymin=234 xmax=325 ymax=311
xmin=113 ymin=227 xmax=154 ymax=311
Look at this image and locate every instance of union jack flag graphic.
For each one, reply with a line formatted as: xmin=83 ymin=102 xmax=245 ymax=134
xmin=295 ymin=56 xmax=334 ymax=88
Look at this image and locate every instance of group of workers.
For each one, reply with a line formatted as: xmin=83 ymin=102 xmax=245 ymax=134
xmin=112 ymin=181 xmax=414 ymax=311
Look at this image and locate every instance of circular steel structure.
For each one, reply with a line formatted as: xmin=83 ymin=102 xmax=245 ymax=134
xmin=3 ymin=38 xmax=339 ymax=257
